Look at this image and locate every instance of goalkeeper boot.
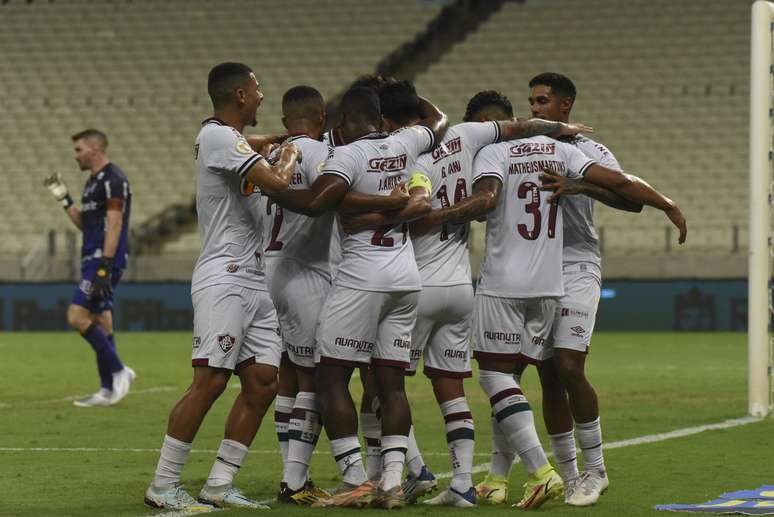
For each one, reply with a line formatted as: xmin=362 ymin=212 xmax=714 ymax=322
xmin=73 ymin=388 xmax=112 ymax=407
xmin=475 ymin=474 xmax=509 ymax=504
xmin=401 ymin=465 xmax=437 ymax=502
xmin=109 ymin=366 xmax=136 ymax=405
xmin=565 ymin=470 xmax=608 ymax=506
xmin=144 ymin=482 xmax=213 ymax=511
xmin=424 ymin=487 xmax=477 ymax=507
xmin=513 ymin=464 xmax=564 ymax=509
xmin=198 ymin=483 xmax=269 ymax=509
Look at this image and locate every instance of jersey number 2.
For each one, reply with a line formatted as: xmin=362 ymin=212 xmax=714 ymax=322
xmin=265 ymin=199 xmax=284 ymax=251
xmin=517 ymin=181 xmax=558 ymax=240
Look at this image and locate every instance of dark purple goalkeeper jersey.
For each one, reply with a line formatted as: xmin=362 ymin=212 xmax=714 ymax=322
xmin=80 ymin=163 xmax=131 ymax=269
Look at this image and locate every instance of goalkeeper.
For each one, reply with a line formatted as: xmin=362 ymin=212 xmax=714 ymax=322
xmin=44 ymin=129 xmax=135 ymax=407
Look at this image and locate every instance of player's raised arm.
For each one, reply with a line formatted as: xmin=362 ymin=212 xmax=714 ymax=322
xmin=582 ymin=164 xmax=686 ymax=243
xmin=44 ymin=172 xmax=82 ymax=229
xmin=243 ymin=141 xmax=299 ymax=196
xmin=539 ymin=169 xmax=643 ymax=212
xmin=416 ymin=95 xmax=448 ymax=146
xmin=498 ymin=118 xmax=593 ymax=140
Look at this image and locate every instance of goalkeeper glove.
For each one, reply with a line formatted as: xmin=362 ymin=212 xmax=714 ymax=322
xmin=92 ymin=256 xmax=114 ymax=299
xmin=43 ymin=172 xmax=74 ymax=209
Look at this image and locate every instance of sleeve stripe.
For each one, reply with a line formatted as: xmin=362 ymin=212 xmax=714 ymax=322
xmin=473 ymin=171 xmax=504 ymax=184
xmin=421 ymin=125 xmax=435 ymax=149
xmin=322 ymin=169 xmax=352 ymax=186
xmin=492 ymin=121 xmax=501 ymax=143
xmin=237 ymin=154 xmax=263 ymax=177
xmin=104 ymin=180 xmax=111 ymax=198
xmin=578 ymin=160 xmax=596 ymax=177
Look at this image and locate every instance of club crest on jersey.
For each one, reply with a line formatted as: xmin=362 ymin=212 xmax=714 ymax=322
xmin=509 ymin=142 xmax=556 ymax=158
xmin=226 ymin=263 xmax=239 ymax=273
xmin=432 ymin=136 xmax=462 ymax=164
xmin=367 ymin=154 xmax=407 ymax=173
xmin=217 ymin=334 xmax=236 ymax=353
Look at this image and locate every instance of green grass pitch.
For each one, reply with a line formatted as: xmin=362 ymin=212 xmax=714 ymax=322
xmin=0 ymin=331 xmax=771 ymax=517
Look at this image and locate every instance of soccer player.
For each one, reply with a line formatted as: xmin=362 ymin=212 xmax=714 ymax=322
xmin=469 ymin=109 xmax=686 ymax=509
xmin=261 ymin=85 xmax=335 ymax=505
xmin=44 ymin=129 xmax=135 ymax=407
xmin=272 ymin=86 xmax=446 ymax=508
xmin=144 ymin=62 xmax=300 ymax=511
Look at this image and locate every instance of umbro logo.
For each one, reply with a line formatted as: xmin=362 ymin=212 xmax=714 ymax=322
xmin=570 ymin=326 xmax=586 ymax=337
xmin=217 ymin=334 xmax=236 ymax=353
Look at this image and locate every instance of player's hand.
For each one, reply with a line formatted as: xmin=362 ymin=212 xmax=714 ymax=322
xmin=388 ymin=181 xmax=410 ymax=209
xmin=665 ymin=204 xmax=687 ymax=244
xmin=553 ymin=122 xmax=593 ymax=137
xmin=92 ymin=257 xmax=114 ymax=299
xmin=43 ymin=172 xmax=74 ymax=209
xmin=539 ymin=170 xmax=583 ymax=202
xmin=279 ymin=141 xmax=302 ymax=163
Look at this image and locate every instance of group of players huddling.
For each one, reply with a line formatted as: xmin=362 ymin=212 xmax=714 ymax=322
xmin=140 ymin=62 xmax=687 ymax=511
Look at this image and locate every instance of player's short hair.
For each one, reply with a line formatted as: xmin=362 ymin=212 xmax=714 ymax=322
xmin=350 ymin=74 xmax=395 ymax=92
xmin=207 ymin=62 xmax=254 ymax=108
xmin=379 ymin=80 xmax=421 ymax=125
xmin=282 ymin=85 xmax=324 ymax=120
xmin=529 ymin=72 xmax=577 ymax=101
xmin=463 ymin=90 xmax=513 ymax=122
xmin=340 ymin=87 xmax=381 ymax=125
xmin=71 ymin=128 xmax=108 ymax=151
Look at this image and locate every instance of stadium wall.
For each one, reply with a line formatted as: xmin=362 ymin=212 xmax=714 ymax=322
xmin=0 ymin=281 xmax=750 ymax=332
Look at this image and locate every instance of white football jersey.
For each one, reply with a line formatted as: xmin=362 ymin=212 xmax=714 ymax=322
xmin=322 ymin=128 xmax=345 ymax=279
xmin=560 ymin=135 xmax=622 ymax=266
xmin=262 ymin=135 xmax=334 ymax=278
xmin=472 ymin=136 xmax=595 ymax=298
xmin=191 ymin=118 xmax=266 ymax=293
xmin=322 ymin=125 xmax=435 ymax=292
xmin=411 ymin=121 xmax=500 ymax=287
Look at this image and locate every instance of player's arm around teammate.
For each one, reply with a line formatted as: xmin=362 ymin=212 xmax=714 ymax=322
xmin=539 ymin=169 xmax=643 ymax=213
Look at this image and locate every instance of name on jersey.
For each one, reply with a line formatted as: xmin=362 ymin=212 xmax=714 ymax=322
xmin=81 ymin=201 xmax=98 ymax=212
xmin=378 ymin=175 xmax=403 ymax=191
xmin=432 ymin=136 xmax=462 ymax=164
xmin=441 ymin=159 xmax=462 ymax=179
xmin=509 ymin=160 xmax=566 ymax=175
xmin=368 ymin=154 xmax=407 ymax=173
xmin=291 ymin=171 xmax=304 ymax=186
xmin=509 ymin=142 xmax=556 ymax=158
xmin=335 ymin=337 xmax=374 ymax=352
xmin=484 ymin=331 xmax=521 ymax=345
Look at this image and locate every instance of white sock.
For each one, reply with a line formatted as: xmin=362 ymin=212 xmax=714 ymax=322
xmin=549 ymin=430 xmax=579 ymax=483
xmin=406 ymin=425 xmax=425 ymax=478
xmin=490 ymin=415 xmax=516 ymax=477
xmin=284 ymin=392 xmax=322 ymax=490
xmin=206 ymin=439 xmax=248 ymax=487
xmin=380 ymin=434 xmax=408 ymax=491
xmin=479 ymin=370 xmax=548 ymax=475
xmin=153 ymin=435 xmax=191 ymax=487
xmin=576 ymin=417 xmax=605 ymax=474
xmin=440 ymin=397 xmax=475 ymax=493
xmin=330 ymin=436 xmax=367 ymax=486
xmin=360 ymin=411 xmax=382 ymax=481
xmin=274 ymin=395 xmax=295 ymax=466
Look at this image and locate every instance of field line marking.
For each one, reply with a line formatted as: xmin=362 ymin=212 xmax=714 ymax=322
xmin=434 ymin=415 xmax=764 ymax=479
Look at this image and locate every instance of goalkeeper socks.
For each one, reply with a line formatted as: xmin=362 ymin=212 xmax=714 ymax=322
xmin=360 ymin=411 xmax=382 ymax=480
xmin=96 ymin=333 xmax=119 ymax=390
xmin=153 ymin=435 xmax=191 ymax=487
xmin=490 ymin=415 xmax=516 ymax=477
xmin=576 ymin=417 xmax=606 ymax=474
xmin=549 ymin=430 xmax=580 ymax=483
xmin=440 ymin=397 xmax=475 ymax=492
xmin=83 ymin=324 xmax=123 ymax=380
xmin=405 ymin=425 xmax=425 ymax=478
xmin=479 ymin=369 xmax=548 ymax=474
xmin=330 ymin=436 xmax=367 ymax=486
xmin=274 ymin=395 xmax=295 ymax=466
xmin=380 ymin=434 xmax=408 ymax=491
xmin=207 ymin=439 xmax=248 ymax=487
xmin=285 ymin=392 xmax=322 ymax=491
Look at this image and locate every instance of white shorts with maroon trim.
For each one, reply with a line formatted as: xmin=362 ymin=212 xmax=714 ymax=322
xmin=408 ymin=284 xmax=473 ymax=378
xmin=265 ymin=258 xmax=331 ymax=371
xmin=472 ymin=294 xmax=557 ymax=366
xmin=191 ymin=284 xmax=282 ymax=372
xmin=316 ymin=286 xmax=418 ymax=368
xmin=552 ymin=262 xmax=601 ymax=354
